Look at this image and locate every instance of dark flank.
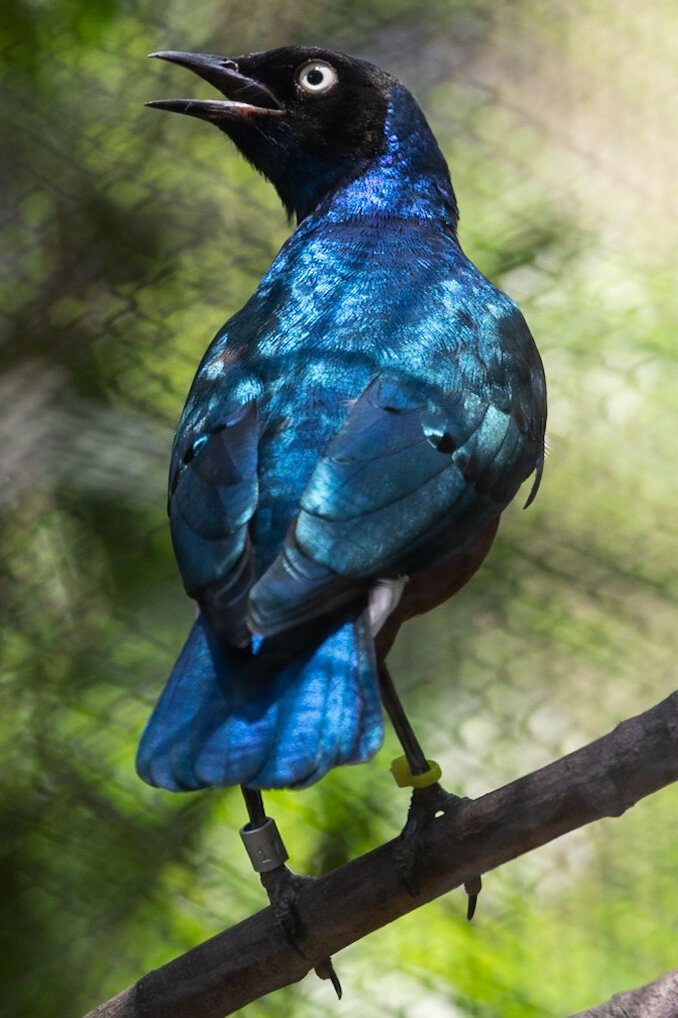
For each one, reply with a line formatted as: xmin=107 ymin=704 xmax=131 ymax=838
xmin=137 ymin=46 xmax=547 ymax=792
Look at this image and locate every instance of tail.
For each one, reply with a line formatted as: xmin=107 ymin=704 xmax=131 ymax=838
xmin=136 ymin=613 xmax=383 ymax=791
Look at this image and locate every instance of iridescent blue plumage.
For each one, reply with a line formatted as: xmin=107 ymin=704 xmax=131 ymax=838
xmin=137 ymin=48 xmax=546 ymax=792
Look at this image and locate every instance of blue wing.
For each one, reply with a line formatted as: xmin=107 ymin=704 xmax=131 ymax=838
xmin=169 ymin=397 xmax=259 ymax=647
xmin=250 ymin=359 xmax=544 ymax=635
xmin=142 ymin=367 xmax=386 ymax=791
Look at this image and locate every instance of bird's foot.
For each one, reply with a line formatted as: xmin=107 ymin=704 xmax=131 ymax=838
xmin=240 ymin=816 xmax=342 ymax=997
xmin=259 ymin=863 xmax=311 ymax=950
xmin=394 ymin=780 xmax=482 ymax=919
xmin=259 ymin=864 xmax=342 ymax=997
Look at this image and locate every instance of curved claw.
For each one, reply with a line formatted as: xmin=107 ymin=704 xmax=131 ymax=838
xmin=314 ymin=957 xmax=343 ymax=999
xmin=464 ymin=875 xmax=482 ymax=920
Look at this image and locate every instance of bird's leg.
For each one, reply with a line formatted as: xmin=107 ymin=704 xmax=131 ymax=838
xmin=240 ymin=785 xmax=307 ymax=944
xmin=239 ymin=787 xmax=342 ymax=998
xmin=378 ymin=664 xmax=481 ymax=918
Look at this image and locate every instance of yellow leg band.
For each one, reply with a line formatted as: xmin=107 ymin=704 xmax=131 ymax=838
xmin=390 ymin=755 xmax=442 ymax=788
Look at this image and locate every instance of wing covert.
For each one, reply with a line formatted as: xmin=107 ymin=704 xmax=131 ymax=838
xmin=249 ymin=370 xmax=541 ymax=635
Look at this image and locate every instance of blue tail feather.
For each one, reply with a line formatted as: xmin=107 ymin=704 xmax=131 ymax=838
xmin=136 ymin=613 xmax=383 ymax=791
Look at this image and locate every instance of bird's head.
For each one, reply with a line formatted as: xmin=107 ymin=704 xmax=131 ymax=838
xmin=147 ymin=46 xmax=453 ymax=223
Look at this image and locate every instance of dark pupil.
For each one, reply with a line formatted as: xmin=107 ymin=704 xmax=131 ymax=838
xmin=307 ymin=67 xmax=324 ymax=86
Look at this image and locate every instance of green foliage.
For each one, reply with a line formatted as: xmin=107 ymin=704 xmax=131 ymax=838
xmin=1 ymin=1 xmax=676 ymax=1016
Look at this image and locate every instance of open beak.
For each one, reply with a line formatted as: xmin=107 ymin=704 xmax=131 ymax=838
xmin=146 ymin=50 xmax=284 ymax=121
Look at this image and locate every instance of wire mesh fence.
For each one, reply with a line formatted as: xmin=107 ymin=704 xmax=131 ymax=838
xmin=2 ymin=1 xmax=677 ymax=1015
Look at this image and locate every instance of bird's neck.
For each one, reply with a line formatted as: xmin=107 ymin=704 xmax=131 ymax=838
xmin=302 ymin=86 xmax=459 ymax=230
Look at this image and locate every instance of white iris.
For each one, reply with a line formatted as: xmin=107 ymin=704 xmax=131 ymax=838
xmin=296 ymin=61 xmax=339 ymax=94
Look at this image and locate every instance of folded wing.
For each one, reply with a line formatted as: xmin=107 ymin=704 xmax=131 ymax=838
xmin=169 ymin=398 xmax=259 ymax=646
xmin=250 ymin=368 xmax=542 ymax=635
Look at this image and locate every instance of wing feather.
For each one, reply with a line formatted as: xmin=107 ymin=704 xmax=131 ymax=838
xmin=169 ymin=400 xmax=258 ymax=646
xmin=249 ymin=367 xmax=541 ymax=636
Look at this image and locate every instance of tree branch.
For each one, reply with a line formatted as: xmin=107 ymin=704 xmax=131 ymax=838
xmin=85 ymin=691 xmax=678 ymax=1018
xmin=569 ymin=967 xmax=678 ymax=1017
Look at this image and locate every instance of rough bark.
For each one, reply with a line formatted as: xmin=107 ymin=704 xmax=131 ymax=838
xmin=85 ymin=691 xmax=678 ymax=1018
xmin=569 ymin=967 xmax=678 ymax=1017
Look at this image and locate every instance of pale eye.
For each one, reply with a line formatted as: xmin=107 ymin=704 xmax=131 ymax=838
xmin=296 ymin=61 xmax=338 ymax=95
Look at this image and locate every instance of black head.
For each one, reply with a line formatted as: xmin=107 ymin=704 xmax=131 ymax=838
xmin=147 ymin=46 xmax=397 ymax=220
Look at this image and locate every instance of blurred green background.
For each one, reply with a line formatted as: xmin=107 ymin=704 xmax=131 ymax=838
xmin=2 ymin=1 xmax=677 ymax=1015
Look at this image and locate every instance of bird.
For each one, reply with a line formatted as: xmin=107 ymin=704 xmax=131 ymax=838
xmin=137 ymin=45 xmax=547 ymax=918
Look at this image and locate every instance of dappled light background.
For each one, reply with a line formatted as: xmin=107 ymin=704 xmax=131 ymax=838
xmin=2 ymin=1 xmax=677 ymax=1015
